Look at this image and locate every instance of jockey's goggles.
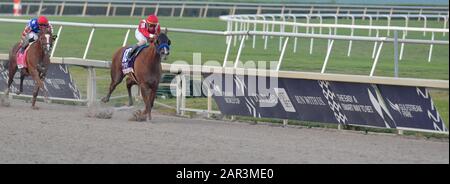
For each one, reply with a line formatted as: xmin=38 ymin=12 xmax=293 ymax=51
xmin=147 ymin=22 xmax=159 ymax=27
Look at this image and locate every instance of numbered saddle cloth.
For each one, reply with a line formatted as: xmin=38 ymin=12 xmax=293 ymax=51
xmin=121 ymin=45 xmax=149 ymax=74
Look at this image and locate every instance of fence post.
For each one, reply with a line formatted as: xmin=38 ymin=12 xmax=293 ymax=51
xmin=394 ymin=30 xmax=399 ymax=78
xmin=83 ymin=28 xmax=95 ymax=60
xmin=234 ymin=36 xmax=247 ymax=68
xmin=198 ymin=8 xmax=203 ymax=18
xmin=370 ymin=41 xmax=384 ymax=77
xmin=207 ymin=87 xmax=212 ymax=118
xmin=86 ymin=67 xmax=96 ymax=107
xmin=443 ymin=17 xmax=448 ymax=36
xmin=106 ymin=2 xmax=111 ymax=16
xmin=130 ymin=2 xmax=136 ymax=17
xmin=347 ymin=16 xmax=355 ymax=57
xmin=203 ymin=4 xmax=209 ymax=18
xmin=82 ymin=0 xmax=88 ymax=16
xmin=363 ymin=7 xmax=367 ymax=20
xmin=428 ymin=32 xmax=435 ymax=62
xmin=141 ymin=7 xmax=146 ymax=17
xmin=387 ymin=16 xmax=391 ymax=36
xmin=37 ymin=0 xmax=43 ymax=16
xmin=181 ymin=74 xmax=186 ymax=116
xmin=372 ymin=30 xmax=380 ymax=59
xmin=176 ymin=75 xmax=182 ymax=115
xmin=276 ymin=37 xmax=289 ymax=71
xmin=54 ymin=5 xmax=58 ymax=15
xmin=309 ymin=27 xmax=314 ymax=55
xmin=154 ymin=3 xmax=159 ymax=16
xmin=50 ymin=26 xmax=63 ymax=58
xmin=59 ymin=1 xmax=66 ymax=16
xmin=423 ymin=16 xmax=427 ymax=36
xmin=122 ymin=29 xmax=130 ymax=47
xmin=223 ymin=36 xmax=232 ymax=67
xmin=25 ymin=4 xmax=30 ymax=15
xmin=321 ymin=40 xmax=335 ymax=73
xmin=400 ymin=31 xmax=406 ymax=60
xmin=170 ymin=7 xmax=175 ymax=17
xmin=179 ymin=3 xmax=185 ymax=18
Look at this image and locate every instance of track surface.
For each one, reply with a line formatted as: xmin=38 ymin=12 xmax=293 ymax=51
xmin=0 ymin=100 xmax=448 ymax=164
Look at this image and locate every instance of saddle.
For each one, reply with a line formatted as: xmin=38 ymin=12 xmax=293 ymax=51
xmin=121 ymin=45 xmax=149 ymax=74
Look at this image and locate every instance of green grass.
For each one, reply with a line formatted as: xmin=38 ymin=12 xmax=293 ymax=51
xmin=1 ymin=16 xmax=447 ymax=79
xmin=0 ymin=16 xmax=448 ymax=133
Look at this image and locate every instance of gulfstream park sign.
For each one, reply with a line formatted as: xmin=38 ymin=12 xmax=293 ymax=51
xmin=201 ymin=73 xmax=447 ymax=133
xmin=0 ymin=62 xmax=81 ymax=100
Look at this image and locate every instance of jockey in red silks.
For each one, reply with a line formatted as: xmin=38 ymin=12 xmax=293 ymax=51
xmin=127 ymin=14 xmax=161 ymax=59
xmin=19 ymin=16 xmax=53 ymax=53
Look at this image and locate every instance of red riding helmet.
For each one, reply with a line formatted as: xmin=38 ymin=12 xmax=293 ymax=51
xmin=37 ymin=16 xmax=49 ymax=26
xmin=146 ymin=14 xmax=159 ymax=25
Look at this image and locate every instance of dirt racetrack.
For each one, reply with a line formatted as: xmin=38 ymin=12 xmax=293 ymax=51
xmin=0 ymin=99 xmax=448 ymax=164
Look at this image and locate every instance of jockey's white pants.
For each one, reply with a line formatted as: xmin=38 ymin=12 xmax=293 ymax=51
xmin=26 ymin=32 xmax=38 ymax=42
xmin=134 ymin=28 xmax=148 ymax=46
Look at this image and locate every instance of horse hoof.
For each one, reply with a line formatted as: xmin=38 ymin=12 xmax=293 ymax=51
xmin=129 ymin=116 xmax=146 ymax=122
xmin=129 ymin=110 xmax=147 ymax=122
xmin=32 ymin=106 xmax=40 ymax=110
xmin=0 ymin=98 xmax=10 ymax=107
xmin=15 ymin=92 xmax=21 ymax=95
xmin=101 ymin=97 xmax=109 ymax=103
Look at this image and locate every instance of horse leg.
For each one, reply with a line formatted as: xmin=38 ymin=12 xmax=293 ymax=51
xmin=31 ymin=83 xmax=40 ymax=110
xmin=16 ymin=73 xmax=25 ymax=95
xmin=101 ymin=72 xmax=124 ymax=103
xmin=38 ymin=71 xmax=50 ymax=103
xmin=29 ymin=69 xmax=43 ymax=109
xmin=147 ymin=84 xmax=159 ymax=121
xmin=5 ymin=66 xmax=17 ymax=96
xmin=134 ymin=83 xmax=150 ymax=121
xmin=126 ymin=77 xmax=136 ymax=106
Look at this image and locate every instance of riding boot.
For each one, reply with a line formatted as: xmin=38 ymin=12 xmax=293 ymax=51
xmin=127 ymin=45 xmax=139 ymax=60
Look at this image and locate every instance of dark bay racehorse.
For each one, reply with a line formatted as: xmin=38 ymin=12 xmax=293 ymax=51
xmin=102 ymin=30 xmax=171 ymax=121
xmin=4 ymin=28 xmax=55 ymax=109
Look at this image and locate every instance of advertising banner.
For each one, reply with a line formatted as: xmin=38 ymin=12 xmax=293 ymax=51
xmin=203 ymin=73 xmax=447 ymax=133
xmin=0 ymin=63 xmax=81 ymax=99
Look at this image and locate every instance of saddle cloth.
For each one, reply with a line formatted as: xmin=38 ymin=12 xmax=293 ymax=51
xmin=121 ymin=45 xmax=149 ymax=74
xmin=16 ymin=45 xmax=31 ymax=69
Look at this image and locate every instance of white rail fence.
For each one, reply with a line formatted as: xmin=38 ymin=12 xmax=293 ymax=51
xmin=0 ymin=18 xmax=448 ymax=119
xmin=221 ymin=13 xmax=449 ymax=68
xmin=0 ymin=0 xmax=448 ymax=17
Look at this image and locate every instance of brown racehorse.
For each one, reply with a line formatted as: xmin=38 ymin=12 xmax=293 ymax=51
xmin=4 ymin=28 xmax=56 ymax=109
xmin=102 ymin=30 xmax=171 ymax=121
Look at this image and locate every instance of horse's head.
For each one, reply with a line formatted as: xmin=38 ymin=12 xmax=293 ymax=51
xmin=155 ymin=29 xmax=171 ymax=61
xmin=35 ymin=27 xmax=56 ymax=78
xmin=38 ymin=27 xmax=57 ymax=56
